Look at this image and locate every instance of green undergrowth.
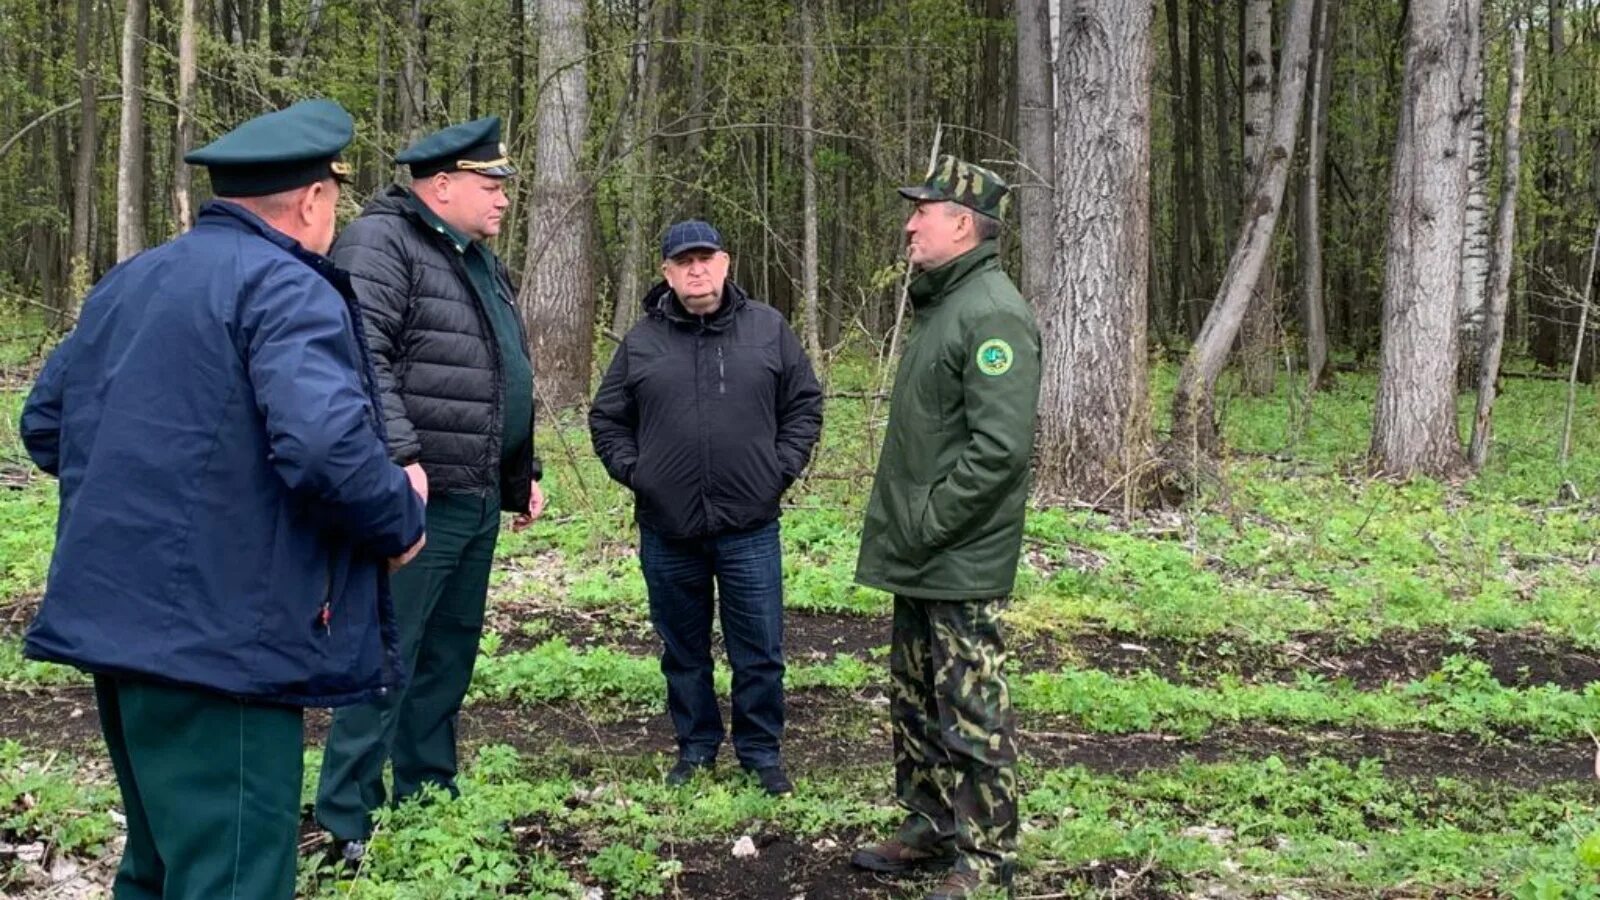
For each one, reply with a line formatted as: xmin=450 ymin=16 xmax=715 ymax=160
xmin=468 ymin=638 xmax=1600 ymax=742
xmin=281 ymin=743 xmax=1600 ymax=897
xmin=0 ymin=740 xmax=118 ymax=887
xmin=468 ymin=637 xmax=875 ymax=710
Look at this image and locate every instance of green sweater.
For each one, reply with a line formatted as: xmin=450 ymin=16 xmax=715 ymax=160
xmin=855 ymin=241 xmax=1042 ymax=600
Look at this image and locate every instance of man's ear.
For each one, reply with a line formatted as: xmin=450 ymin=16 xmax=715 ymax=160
xmin=298 ymin=182 xmax=324 ymax=226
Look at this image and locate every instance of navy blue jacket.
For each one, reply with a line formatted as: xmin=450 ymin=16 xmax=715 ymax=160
xmin=19 ymin=201 xmax=426 ymax=708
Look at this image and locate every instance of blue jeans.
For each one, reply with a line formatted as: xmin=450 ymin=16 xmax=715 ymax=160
xmin=639 ymin=520 xmax=785 ymax=770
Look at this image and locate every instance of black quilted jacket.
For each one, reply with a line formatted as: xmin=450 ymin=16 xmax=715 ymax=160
xmin=330 ymin=186 xmax=539 ymax=513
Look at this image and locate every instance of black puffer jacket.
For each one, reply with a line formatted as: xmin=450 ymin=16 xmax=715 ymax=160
xmin=589 ymin=281 xmax=823 ymax=540
xmin=331 ymin=186 xmax=539 ymax=513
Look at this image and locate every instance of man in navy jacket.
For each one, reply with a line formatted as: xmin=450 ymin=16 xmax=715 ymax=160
xmin=18 ymin=99 xmax=425 ymax=900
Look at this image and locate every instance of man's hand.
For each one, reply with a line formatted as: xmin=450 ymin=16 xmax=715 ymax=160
xmin=404 ymin=462 xmax=429 ymax=504
xmin=511 ymin=479 xmax=545 ymax=532
xmin=389 ymin=533 xmax=426 ymax=572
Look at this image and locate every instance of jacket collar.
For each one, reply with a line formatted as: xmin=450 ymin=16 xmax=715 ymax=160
xmin=197 ymin=200 xmax=355 ymax=298
xmin=643 ymin=279 xmax=749 ymax=331
xmin=404 ymin=190 xmax=475 ymax=255
xmin=908 ymin=240 xmax=998 ymax=309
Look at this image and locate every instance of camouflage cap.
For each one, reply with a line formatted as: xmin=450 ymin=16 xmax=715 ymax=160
xmin=898 ymin=154 xmax=1010 ymax=221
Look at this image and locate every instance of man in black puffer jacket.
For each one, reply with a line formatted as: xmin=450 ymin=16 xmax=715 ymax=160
xmin=590 ymin=220 xmax=823 ymax=796
xmin=315 ymin=117 xmax=543 ymax=860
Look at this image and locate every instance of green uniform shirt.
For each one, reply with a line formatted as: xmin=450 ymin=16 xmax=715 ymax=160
xmin=408 ymin=195 xmax=533 ymax=465
xmin=855 ymin=241 xmax=1042 ymax=600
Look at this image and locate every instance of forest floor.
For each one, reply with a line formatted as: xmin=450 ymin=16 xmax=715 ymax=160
xmin=4 ymin=354 xmax=1600 ymax=899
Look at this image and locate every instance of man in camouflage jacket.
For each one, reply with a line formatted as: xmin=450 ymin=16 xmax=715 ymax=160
xmin=851 ymin=156 xmax=1041 ymax=900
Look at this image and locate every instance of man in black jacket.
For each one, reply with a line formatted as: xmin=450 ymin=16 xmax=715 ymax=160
xmin=589 ymin=220 xmax=823 ymax=795
xmin=315 ymin=117 xmax=543 ymax=859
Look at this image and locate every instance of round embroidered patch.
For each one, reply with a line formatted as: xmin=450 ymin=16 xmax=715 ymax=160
xmin=976 ymin=338 xmax=1014 ymax=376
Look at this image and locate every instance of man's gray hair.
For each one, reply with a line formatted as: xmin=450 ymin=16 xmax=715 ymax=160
xmin=973 ymin=212 xmax=1002 ymax=242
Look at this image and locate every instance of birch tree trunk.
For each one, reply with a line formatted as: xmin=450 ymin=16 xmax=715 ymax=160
xmin=172 ymin=0 xmax=199 ymax=232
xmin=115 ymin=0 xmax=149 ymax=261
xmin=1035 ymin=0 xmax=1154 ymax=507
xmin=1369 ymin=0 xmax=1480 ymax=477
xmin=1298 ymin=0 xmax=1333 ymax=390
xmin=1016 ymin=0 xmax=1054 ymax=308
xmin=1469 ymin=20 xmax=1527 ymax=469
xmin=798 ymin=0 xmax=823 ymax=362
xmin=1171 ymin=0 xmax=1315 ymax=453
xmin=1456 ymin=1 xmax=1490 ymax=390
xmin=1238 ymin=0 xmax=1277 ymax=395
xmin=519 ymin=0 xmax=594 ymax=409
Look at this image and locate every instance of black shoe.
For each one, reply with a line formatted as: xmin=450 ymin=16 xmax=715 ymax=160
xmin=665 ymin=757 xmax=713 ymax=787
xmin=747 ymin=765 xmax=793 ymax=796
xmin=330 ymin=838 xmax=366 ymax=872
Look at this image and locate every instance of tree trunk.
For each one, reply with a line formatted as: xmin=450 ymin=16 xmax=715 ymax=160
xmin=681 ymin=0 xmax=709 ymax=169
xmin=509 ymin=0 xmax=526 ymax=141
xmin=1456 ymin=0 xmax=1490 ymax=390
xmin=1210 ymin=0 xmax=1240 ymax=254
xmin=1036 ymin=0 xmax=1155 ymax=507
xmin=1531 ymin=0 xmax=1570 ymax=370
xmin=798 ymin=0 xmax=823 ymax=363
xmin=69 ymin=0 xmax=97 ymax=299
xmin=398 ymin=0 xmax=424 ymax=145
xmin=1185 ymin=0 xmax=1214 ymax=310
xmin=1238 ymin=0 xmax=1277 ymax=395
xmin=1015 ymin=0 xmax=1054 ymax=308
xmin=172 ymin=0 xmax=199 ymax=233
xmin=1165 ymin=0 xmax=1195 ymax=341
xmin=1468 ymin=19 xmax=1526 ymax=469
xmin=1172 ymin=0 xmax=1316 ymax=452
xmin=613 ymin=0 xmax=665 ymax=336
xmin=518 ymin=0 xmax=594 ymax=409
xmin=979 ymin=0 xmax=1005 ymax=154
xmin=1298 ymin=0 xmax=1333 ymax=390
xmin=1369 ymin=0 xmax=1480 ymax=477
xmin=116 ymin=0 xmax=149 ymax=261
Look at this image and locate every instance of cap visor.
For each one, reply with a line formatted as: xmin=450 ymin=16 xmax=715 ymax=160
xmin=897 ymin=185 xmax=947 ymax=202
xmin=480 ymin=163 xmax=519 ymax=178
xmin=663 ymin=241 xmax=722 ymax=259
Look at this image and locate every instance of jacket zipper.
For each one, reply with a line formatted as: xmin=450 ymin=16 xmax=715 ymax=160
xmin=317 ymin=558 xmax=333 ymax=636
xmin=717 ymin=346 xmax=725 ymax=395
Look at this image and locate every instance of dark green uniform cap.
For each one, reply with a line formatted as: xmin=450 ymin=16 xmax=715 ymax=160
xmin=396 ymin=117 xmax=518 ymax=179
xmin=184 ymin=99 xmax=354 ymax=197
xmin=898 ymin=154 xmax=1010 ymax=221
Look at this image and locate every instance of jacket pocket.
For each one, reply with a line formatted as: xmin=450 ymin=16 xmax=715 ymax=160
xmin=892 ymin=482 xmax=936 ymax=565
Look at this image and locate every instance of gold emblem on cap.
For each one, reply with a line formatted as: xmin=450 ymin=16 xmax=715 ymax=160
xmin=330 ymin=160 xmax=352 ymax=178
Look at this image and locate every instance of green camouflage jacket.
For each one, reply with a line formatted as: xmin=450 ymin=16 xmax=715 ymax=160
xmin=855 ymin=241 xmax=1041 ymax=601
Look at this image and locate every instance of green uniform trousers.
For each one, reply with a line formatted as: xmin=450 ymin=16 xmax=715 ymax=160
xmin=94 ymin=675 xmax=304 ymax=900
xmin=890 ymin=595 xmax=1018 ymax=880
xmin=315 ymin=492 xmax=500 ymax=840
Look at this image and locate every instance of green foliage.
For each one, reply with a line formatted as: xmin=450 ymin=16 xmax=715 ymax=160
xmin=1016 ymin=657 xmax=1600 ymax=742
xmin=0 ymin=741 xmax=117 ymax=876
xmin=587 ymin=838 xmax=675 ymax=898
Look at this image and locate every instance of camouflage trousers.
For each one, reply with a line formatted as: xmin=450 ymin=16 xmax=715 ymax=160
xmin=890 ymin=594 xmax=1018 ymax=880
